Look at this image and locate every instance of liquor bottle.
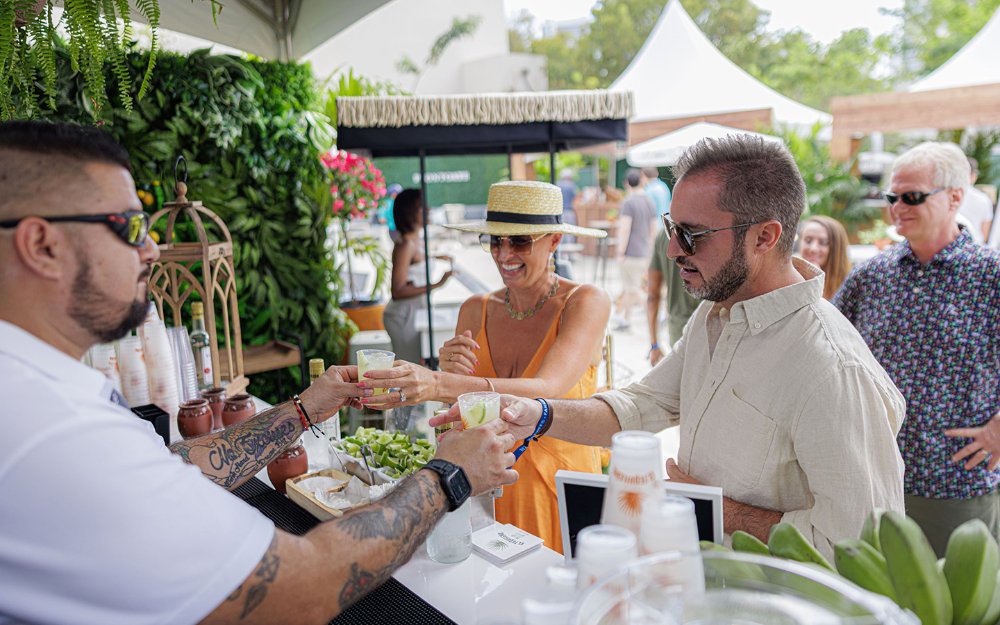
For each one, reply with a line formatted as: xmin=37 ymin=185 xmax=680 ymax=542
xmin=189 ymin=302 xmax=214 ymax=390
xmin=308 ymin=358 xmax=341 ymax=442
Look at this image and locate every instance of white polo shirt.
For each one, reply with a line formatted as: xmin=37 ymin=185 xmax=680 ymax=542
xmin=0 ymin=321 xmax=274 ymax=625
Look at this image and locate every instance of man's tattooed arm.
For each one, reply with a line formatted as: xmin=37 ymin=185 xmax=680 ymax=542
xmin=169 ymin=403 xmax=304 ymax=490
xmin=332 ymin=470 xmax=447 ymax=610
xmin=199 ymin=470 xmax=449 ymax=625
xmin=224 ymin=535 xmax=281 ymax=619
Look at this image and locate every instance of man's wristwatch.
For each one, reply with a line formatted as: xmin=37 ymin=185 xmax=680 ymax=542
xmin=422 ymin=459 xmax=472 ymax=511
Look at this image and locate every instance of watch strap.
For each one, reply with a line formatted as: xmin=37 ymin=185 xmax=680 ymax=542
xmin=423 ymin=459 xmax=471 ymax=512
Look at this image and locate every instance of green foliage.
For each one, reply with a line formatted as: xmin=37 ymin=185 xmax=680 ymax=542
xmin=24 ymin=45 xmax=352 ymax=402
xmin=938 ymin=127 xmax=1000 ymax=187
xmin=320 ymin=67 xmax=406 ymax=134
xmin=883 ymin=0 xmax=1000 ymax=81
xmin=2 ymin=0 xmax=170 ymax=119
xmin=778 ymin=124 xmax=878 ymax=230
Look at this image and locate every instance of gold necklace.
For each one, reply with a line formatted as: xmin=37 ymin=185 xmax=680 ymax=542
xmin=504 ymin=277 xmax=559 ymax=320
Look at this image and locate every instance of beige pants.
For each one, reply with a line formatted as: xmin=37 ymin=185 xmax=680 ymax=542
xmin=905 ymin=492 xmax=1000 ymax=557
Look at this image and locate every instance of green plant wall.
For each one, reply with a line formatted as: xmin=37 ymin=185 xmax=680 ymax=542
xmin=29 ymin=45 xmax=353 ymax=403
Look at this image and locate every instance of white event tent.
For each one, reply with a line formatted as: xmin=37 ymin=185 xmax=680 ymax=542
xmin=611 ymin=0 xmax=830 ymax=131
xmin=908 ymin=7 xmax=1000 ymax=92
xmin=626 ymin=122 xmax=782 ymax=167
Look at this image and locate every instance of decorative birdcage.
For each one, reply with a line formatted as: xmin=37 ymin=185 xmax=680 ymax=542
xmin=148 ymin=159 xmax=248 ymax=395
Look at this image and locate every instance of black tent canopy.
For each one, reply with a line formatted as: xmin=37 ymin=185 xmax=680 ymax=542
xmin=335 ymin=90 xmax=633 ymax=368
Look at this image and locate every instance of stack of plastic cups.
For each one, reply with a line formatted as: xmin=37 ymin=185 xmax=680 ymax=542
xmin=117 ymin=336 xmax=151 ymax=407
xmin=521 ymin=565 xmax=578 ymax=625
xmin=576 ymin=524 xmax=639 ymax=590
xmin=638 ymin=495 xmax=706 ymax=607
xmin=167 ymin=326 xmax=199 ymax=402
xmin=141 ymin=319 xmax=180 ymax=426
xmin=600 ymin=431 xmax=664 ymax=538
xmin=87 ymin=343 xmax=122 ymax=393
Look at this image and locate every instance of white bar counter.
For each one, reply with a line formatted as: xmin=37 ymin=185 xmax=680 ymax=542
xmin=250 ymin=397 xmax=563 ymax=624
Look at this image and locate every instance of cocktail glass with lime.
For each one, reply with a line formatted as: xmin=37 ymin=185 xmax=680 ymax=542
xmin=357 ymin=349 xmax=395 ymax=395
xmin=457 ymin=392 xmax=500 ymax=429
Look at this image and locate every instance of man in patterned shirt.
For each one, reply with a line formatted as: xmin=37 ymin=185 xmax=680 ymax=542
xmin=834 ymin=141 xmax=1000 ymax=555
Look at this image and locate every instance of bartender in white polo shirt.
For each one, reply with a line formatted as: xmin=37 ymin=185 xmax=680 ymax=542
xmin=0 ymin=120 xmax=518 ymax=625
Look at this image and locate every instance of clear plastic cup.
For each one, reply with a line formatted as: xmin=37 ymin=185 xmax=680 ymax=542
xmin=357 ymin=349 xmax=394 ymax=395
xmin=457 ymin=391 xmax=500 ymax=429
xmin=426 ymin=499 xmax=472 ymax=563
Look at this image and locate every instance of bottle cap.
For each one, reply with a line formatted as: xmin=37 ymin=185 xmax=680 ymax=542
xmin=191 ymin=302 xmax=204 ymax=315
xmin=309 ymin=358 xmax=325 ymax=377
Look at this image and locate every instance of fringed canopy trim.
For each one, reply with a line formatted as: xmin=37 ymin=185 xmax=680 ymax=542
xmin=337 ymin=90 xmax=634 ymax=128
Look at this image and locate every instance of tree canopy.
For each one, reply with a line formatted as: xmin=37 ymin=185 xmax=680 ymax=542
xmin=512 ymin=0 xmax=1000 ymax=111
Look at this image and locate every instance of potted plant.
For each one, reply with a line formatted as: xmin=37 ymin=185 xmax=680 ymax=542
xmin=322 ymin=148 xmax=390 ymax=331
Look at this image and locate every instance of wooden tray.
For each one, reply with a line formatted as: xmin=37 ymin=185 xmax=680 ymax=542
xmin=285 ymin=468 xmax=354 ymax=521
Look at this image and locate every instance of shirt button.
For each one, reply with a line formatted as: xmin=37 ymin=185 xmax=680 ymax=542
xmin=916 ymin=270 xmax=924 ymax=277
xmin=913 ymin=286 xmax=921 ymax=294
xmin=754 ymin=322 xmax=761 ymax=329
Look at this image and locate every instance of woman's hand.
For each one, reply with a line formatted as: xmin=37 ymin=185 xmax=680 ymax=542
xmin=358 ymin=360 xmax=440 ymax=409
xmin=433 ymin=270 xmax=454 ymax=289
xmin=946 ymin=412 xmax=1000 ymax=471
xmin=299 ymin=365 xmax=370 ymax=420
xmin=439 ymin=330 xmax=479 ymax=375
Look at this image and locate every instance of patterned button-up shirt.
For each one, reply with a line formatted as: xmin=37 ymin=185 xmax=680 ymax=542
xmin=834 ymin=229 xmax=1000 ymax=499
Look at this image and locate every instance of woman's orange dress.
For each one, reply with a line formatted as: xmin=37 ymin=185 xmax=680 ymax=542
xmin=470 ymin=288 xmax=602 ymax=554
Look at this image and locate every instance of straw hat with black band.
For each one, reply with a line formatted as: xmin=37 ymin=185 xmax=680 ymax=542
xmin=445 ymin=180 xmax=607 ymax=238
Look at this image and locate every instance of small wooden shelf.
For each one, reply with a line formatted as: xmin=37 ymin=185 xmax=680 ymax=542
xmin=217 ymin=340 xmax=301 ymax=377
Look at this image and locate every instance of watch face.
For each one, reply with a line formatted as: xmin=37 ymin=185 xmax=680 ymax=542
xmin=445 ymin=469 xmax=472 ymax=503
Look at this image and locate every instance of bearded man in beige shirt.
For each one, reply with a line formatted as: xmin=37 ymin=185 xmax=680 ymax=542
xmin=448 ymin=135 xmax=906 ymax=558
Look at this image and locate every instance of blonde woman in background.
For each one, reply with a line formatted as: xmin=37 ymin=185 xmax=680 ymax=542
xmin=799 ymin=215 xmax=851 ymax=300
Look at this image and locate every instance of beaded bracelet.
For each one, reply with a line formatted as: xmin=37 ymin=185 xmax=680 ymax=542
xmin=291 ymin=394 xmax=323 ymax=438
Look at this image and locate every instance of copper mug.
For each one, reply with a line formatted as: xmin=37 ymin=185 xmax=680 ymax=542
xmin=177 ymin=399 xmax=213 ymax=439
xmin=201 ymin=387 xmax=226 ymax=431
xmin=222 ymin=393 xmax=256 ymax=427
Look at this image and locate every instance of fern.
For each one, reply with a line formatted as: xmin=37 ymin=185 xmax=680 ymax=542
xmin=135 ymin=0 xmax=158 ymax=100
xmin=28 ymin=1 xmax=58 ymax=110
xmin=64 ymin=0 xmax=108 ymax=115
xmin=101 ymin=0 xmax=133 ymax=111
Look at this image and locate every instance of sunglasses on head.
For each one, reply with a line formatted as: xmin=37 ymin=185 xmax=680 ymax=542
xmin=0 ymin=210 xmax=151 ymax=247
xmin=882 ymin=188 xmax=944 ymax=206
xmin=479 ymin=233 xmax=547 ymax=254
xmin=662 ymin=215 xmax=760 ymax=256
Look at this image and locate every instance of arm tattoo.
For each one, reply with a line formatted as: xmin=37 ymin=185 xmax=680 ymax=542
xmin=337 ymin=471 xmax=446 ymax=609
xmin=170 ymin=404 xmax=303 ymax=490
xmin=226 ymin=535 xmax=281 ymax=619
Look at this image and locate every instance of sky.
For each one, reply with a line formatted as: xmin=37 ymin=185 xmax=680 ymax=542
xmin=503 ymin=0 xmax=904 ymax=45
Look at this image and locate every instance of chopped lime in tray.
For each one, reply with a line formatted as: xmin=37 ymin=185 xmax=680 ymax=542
xmin=331 ymin=426 xmax=435 ymax=480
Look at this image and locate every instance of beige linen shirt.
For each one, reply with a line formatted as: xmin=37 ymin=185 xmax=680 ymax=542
xmin=596 ymin=259 xmax=906 ymax=558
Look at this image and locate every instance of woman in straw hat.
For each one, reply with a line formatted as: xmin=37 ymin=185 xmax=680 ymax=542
xmin=359 ymin=180 xmax=610 ymax=553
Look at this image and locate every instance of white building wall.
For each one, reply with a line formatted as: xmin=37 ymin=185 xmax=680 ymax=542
xmin=303 ymin=0 xmax=513 ymax=94
xmin=461 ymin=53 xmax=547 ymax=93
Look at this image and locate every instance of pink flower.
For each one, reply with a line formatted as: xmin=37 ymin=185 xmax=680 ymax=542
xmin=333 ymin=199 xmax=344 ymax=210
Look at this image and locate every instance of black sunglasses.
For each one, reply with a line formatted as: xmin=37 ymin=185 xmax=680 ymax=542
xmin=662 ymin=215 xmax=759 ymax=256
xmin=0 ymin=210 xmax=150 ymax=247
xmin=882 ymin=188 xmax=944 ymax=206
xmin=479 ymin=233 xmax=547 ymax=254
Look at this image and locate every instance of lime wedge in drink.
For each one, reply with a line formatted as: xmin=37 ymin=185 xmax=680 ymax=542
xmin=463 ymin=401 xmax=488 ymax=428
